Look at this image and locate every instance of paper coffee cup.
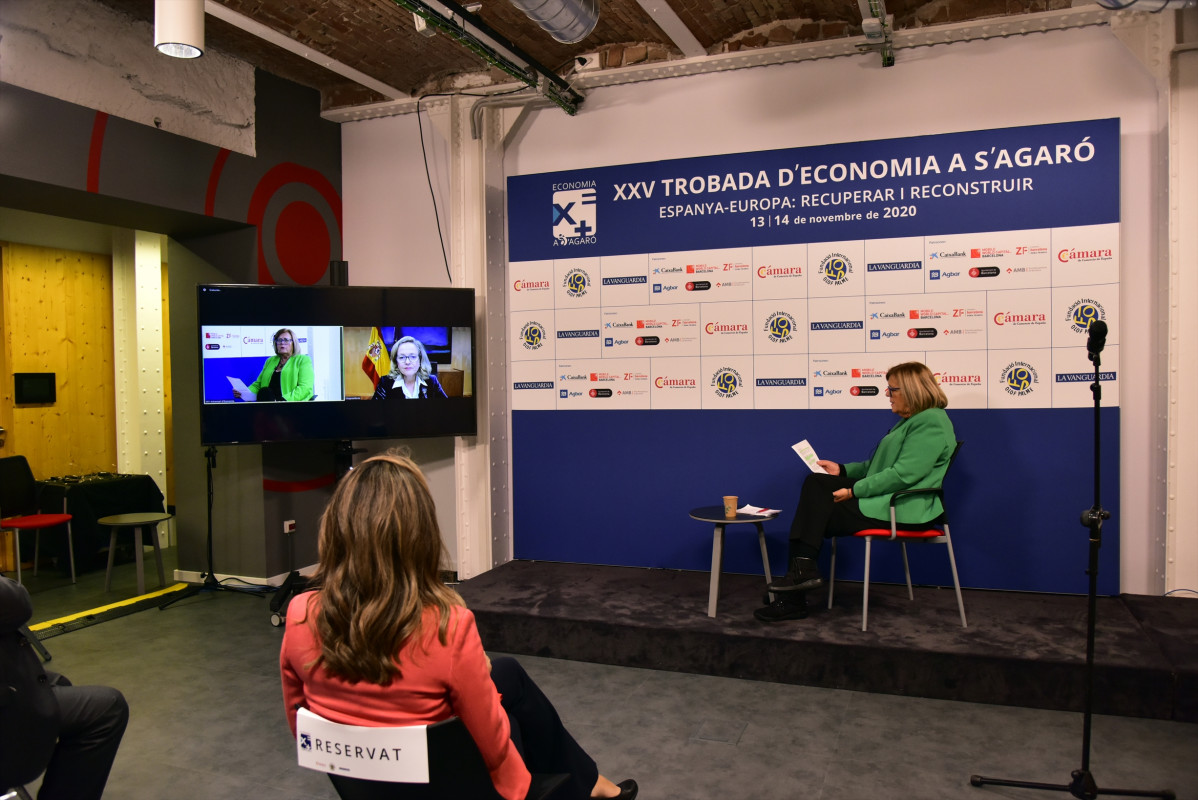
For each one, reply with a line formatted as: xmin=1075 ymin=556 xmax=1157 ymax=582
xmin=723 ymin=496 xmax=738 ymax=519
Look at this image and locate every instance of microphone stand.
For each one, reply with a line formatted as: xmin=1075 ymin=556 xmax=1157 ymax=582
xmin=160 ymin=446 xmax=265 ymax=610
xmin=970 ymin=327 xmax=1173 ymax=800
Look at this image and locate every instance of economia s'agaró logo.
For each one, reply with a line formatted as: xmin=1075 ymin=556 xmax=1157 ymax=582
xmin=552 ymin=181 xmax=597 ymax=246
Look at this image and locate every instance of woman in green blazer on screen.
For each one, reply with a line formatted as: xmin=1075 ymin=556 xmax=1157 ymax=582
xmin=234 ymin=327 xmax=315 ymax=402
xmin=757 ymin=361 xmax=957 ymax=622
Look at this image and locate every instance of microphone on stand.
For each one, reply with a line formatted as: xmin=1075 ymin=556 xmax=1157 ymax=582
xmin=1086 ymin=319 xmax=1108 ymax=357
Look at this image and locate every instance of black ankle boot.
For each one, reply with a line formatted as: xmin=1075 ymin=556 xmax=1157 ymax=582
xmin=754 ymin=593 xmax=809 ymax=622
xmin=768 ymin=557 xmax=823 ymax=592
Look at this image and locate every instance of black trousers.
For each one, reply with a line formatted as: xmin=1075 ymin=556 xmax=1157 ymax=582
xmin=787 ymin=472 xmax=905 ymax=561
xmin=490 ymin=657 xmax=598 ymax=800
xmin=38 ymin=678 xmax=129 ymax=800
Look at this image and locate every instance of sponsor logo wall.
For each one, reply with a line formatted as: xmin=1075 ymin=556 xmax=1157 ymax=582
xmin=509 ymin=120 xmax=1119 ymax=412
xmin=505 ymin=119 xmax=1121 ymax=592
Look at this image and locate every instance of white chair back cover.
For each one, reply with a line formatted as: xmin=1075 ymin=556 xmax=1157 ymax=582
xmin=296 ymin=708 xmax=430 ymax=783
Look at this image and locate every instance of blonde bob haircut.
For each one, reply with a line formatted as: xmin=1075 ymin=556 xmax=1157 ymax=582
xmin=308 ymin=451 xmax=462 ymax=685
xmin=886 ymin=361 xmax=948 ymax=415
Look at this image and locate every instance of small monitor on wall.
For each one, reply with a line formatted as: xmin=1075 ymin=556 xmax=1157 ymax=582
xmin=14 ymin=372 xmax=56 ymax=404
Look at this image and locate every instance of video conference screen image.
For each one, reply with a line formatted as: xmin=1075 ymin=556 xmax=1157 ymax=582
xmin=343 ymin=326 xmax=474 ymax=401
xmin=196 ymin=285 xmax=477 ymax=445
xmin=201 ymin=326 xmax=345 ymax=403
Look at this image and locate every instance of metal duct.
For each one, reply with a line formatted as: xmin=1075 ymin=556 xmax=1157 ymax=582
xmin=507 ymin=0 xmax=599 ymax=44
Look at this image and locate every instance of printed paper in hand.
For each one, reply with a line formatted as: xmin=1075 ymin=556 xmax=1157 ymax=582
xmin=228 ymin=376 xmax=256 ymax=402
xmin=792 ymin=439 xmax=828 ymax=474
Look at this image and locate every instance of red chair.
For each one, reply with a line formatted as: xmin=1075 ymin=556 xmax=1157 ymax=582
xmin=827 ymin=441 xmax=966 ymax=632
xmin=0 ymin=455 xmax=75 ymax=585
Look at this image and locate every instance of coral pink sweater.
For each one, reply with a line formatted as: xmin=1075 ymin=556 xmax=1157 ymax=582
xmin=280 ymin=592 xmax=531 ymax=800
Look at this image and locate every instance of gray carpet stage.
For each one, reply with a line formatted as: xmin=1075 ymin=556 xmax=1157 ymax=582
xmin=457 ymin=560 xmax=1198 ymax=722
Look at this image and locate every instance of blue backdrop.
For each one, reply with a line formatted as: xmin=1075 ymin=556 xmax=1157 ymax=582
xmin=512 ymin=407 xmax=1120 ymax=595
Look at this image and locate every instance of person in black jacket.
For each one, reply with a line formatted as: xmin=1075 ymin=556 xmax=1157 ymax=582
xmin=371 ymin=336 xmax=448 ymax=400
xmin=1 ymin=577 xmax=128 ymax=799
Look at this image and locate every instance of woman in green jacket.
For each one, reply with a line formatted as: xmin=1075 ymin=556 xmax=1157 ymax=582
xmin=234 ymin=328 xmax=315 ymax=402
xmin=757 ymin=361 xmax=956 ymax=622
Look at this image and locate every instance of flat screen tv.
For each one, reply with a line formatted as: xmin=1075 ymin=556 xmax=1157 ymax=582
xmin=197 ymin=284 xmax=477 ymax=445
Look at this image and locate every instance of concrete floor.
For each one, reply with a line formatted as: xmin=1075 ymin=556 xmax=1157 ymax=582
xmin=15 ymin=562 xmax=1198 ymax=800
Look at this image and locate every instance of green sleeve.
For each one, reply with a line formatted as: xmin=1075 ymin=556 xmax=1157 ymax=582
xmin=283 ymin=354 xmax=315 ymax=401
xmin=247 ymin=356 xmax=278 ymax=394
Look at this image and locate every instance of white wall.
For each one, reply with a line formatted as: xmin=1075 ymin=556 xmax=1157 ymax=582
xmin=343 ymin=111 xmax=454 ymax=287
xmin=341 ymin=110 xmax=460 ymax=567
xmin=342 ymin=27 xmax=1167 ymax=591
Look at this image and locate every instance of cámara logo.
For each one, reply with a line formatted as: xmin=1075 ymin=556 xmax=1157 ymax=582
xmin=993 ymin=310 xmax=1047 ymax=326
xmin=1057 ymin=247 xmax=1113 ymax=263
xmin=704 ymin=321 xmax=749 ymax=335
xmin=933 ymin=372 xmax=982 ymax=387
xmin=757 ymin=264 xmax=803 ymax=278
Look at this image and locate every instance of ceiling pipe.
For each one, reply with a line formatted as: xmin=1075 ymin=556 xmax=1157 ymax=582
xmin=390 ymin=0 xmax=585 ymax=114
xmin=506 ymin=0 xmax=599 ymax=44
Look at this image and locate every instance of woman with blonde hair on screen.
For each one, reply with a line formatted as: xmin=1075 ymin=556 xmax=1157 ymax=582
xmin=280 ymin=453 xmax=637 ymax=800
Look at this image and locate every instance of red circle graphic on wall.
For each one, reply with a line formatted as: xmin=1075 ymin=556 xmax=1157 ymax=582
xmin=248 ymin=163 xmax=342 ymax=285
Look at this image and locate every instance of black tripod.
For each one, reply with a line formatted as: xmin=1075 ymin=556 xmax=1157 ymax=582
xmin=160 ymin=446 xmax=265 ymax=610
xmin=970 ymin=321 xmax=1173 ymax=800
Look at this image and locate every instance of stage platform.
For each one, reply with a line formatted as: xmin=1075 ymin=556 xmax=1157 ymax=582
xmin=457 ymin=560 xmax=1198 ymax=722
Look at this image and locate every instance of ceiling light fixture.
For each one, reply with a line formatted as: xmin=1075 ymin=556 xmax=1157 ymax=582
xmin=507 ymin=0 xmax=599 ymax=44
xmin=155 ymin=0 xmax=205 ymax=58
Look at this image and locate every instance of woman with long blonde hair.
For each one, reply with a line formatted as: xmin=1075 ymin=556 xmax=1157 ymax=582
xmin=281 ymin=453 xmax=636 ymax=799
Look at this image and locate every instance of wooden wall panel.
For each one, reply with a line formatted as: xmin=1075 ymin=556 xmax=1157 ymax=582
xmin=0 ymin=242 xmax=117 ymax=479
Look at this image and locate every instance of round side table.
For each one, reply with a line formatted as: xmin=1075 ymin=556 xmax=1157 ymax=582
xmin=689 ymin=505 xmax=779 ymax=617
xmin=99 ymin=512 xmax=173 ymax=596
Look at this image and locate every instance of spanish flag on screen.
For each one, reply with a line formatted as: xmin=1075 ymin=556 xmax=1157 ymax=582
xmin=362 ymin=327 xmax=391 ymax=389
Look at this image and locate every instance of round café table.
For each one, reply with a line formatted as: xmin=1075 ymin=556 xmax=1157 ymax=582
xmin=689 ymin=505 xmax=779 ymax=617
xmin=99 ymin=512 xmax=172 ymax=596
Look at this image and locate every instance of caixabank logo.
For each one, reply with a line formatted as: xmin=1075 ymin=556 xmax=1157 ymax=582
xmin=562 ymin=267 xmax=590 ymax=298
xmin=711 ymin=367 xmax=742 ymax=399
xmin=1001 ymin=361 xmax=1038 ymax=397
xmin=819 ymin=253 xmax=853 ymax=286
xmin=764 ymin=311 xmax=796 ymax=344
xmin=1066 ymin=298 xmax=1107 ymax=335
xmin=520 ymin=321 xmax=547 ymax=351
xmin=552 ymin=181 xmax=598 ymax=246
